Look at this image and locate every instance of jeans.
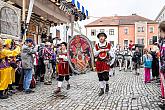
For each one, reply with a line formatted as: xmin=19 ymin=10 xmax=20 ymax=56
xmin=23 ymin=69 xmax=32 ymax=91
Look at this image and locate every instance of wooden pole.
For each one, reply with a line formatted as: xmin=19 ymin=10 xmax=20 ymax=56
xmin=22 ymin=0 xmax=26 ymax=41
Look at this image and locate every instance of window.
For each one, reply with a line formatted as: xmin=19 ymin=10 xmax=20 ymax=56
xmin=149 ymin=38 xmax=153 ymax=45
xmin=124 ymin=28 xmax=129 ymax=35
xmin=91 ymin=29 xmax=96 ymax=36
xmin=137 ymin=38 xmax=144 ymax=44
xmin=149 ymin=27 xmax=154 ymax=33
xmin=0 ymin=7 xmax=19 ymax=36
xmin=100 ymin=29 xmax=105 ymax=33
xmin=109 ymin=29 xmax=114 ymax=35
xmin=138 ymin=27 xmax=144 ymax=32
xmin=124 ymin=40 xmax=128 ymax=46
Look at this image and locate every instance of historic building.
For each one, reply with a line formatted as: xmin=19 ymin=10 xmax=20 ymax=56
xmin=85 ymin=14 xmax=158 ymax=49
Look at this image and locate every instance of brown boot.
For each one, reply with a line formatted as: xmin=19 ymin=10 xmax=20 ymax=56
xmin=54 ymin=87 xmax=61 ymax=94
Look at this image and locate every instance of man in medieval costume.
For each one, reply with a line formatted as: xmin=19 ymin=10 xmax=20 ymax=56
xmin=54 ymin=42 xmax=70 ymax=94
xmin=94 ymin=33 xmax=115 ymax=96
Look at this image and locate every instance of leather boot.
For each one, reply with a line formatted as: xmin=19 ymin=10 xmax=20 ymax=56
xmin=67 ymin=84 xmax=70 ymax=90
xmin=105 ymin=84 xmax=109 ymax=93
xmin=98 ymin=88 xmax=104 ymax=96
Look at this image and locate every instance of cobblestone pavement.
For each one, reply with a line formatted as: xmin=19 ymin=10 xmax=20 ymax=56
xmin=0 ymin=68 xmax=162 ymax=110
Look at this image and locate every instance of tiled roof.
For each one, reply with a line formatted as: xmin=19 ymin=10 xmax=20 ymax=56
xmin=85 ymin=15 xmax=157 ymax=27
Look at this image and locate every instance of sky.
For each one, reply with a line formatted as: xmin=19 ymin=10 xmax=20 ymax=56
xmin=77 ymin=0 xmax=165 ymax=34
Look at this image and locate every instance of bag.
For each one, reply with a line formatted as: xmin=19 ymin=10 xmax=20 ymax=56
xmin=30 ymin=75 xmax=36 ymax=88
xmin=144 ymin=56 xmax=152 ymax=68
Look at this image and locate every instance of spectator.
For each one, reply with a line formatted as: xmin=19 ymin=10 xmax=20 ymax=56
xmin=129 ymin=40 xmax=134 ymax=51
xmin=43 ymin=42 xmax=53 ymax=85
xmin=21 ymin=38 xmax=36 ymax=94
xmin=132 ymin=47 xmax=141 ymax=75
xmin=143 ymin=48 xmax=152 ymax=84
xmin=151 ymin=44 xmax=159 ymax=80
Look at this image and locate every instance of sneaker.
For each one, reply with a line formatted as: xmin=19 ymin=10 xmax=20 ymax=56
xmin=25 ymin=89 xmax=35 ymax=94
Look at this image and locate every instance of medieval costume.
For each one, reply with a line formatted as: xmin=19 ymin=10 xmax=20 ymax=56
xmin=55 ymin=42 xmax=70 ymax=94
xmin=0 ymin=39 xmax=20 ymax=99
xmin=94 ymin=33 xmax=115 ymax=96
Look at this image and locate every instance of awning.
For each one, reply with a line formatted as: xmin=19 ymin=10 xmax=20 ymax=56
xmin=10 ymin=0 xmax=71 ymax=23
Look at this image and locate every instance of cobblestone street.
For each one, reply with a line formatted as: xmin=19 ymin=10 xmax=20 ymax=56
xmin=0 ymin=68 xmax=162 ymax=110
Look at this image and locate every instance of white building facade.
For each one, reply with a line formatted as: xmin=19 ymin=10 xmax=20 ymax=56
xmin=86 ymin=26 xmax=118 ymax=47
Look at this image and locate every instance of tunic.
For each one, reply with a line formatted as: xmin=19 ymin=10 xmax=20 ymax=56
xmin=94 ymin=42 xmax=111 ymax=73
xmin=57 ymin=50 xmax=69 ymax=76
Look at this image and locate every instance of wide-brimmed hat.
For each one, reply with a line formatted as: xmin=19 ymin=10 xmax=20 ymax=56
xmin=97 ymin=33 xmax=107 ymax=39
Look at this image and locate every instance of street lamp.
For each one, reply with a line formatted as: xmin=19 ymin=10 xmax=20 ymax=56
xmin=66 ymin=25 xmax=69 ymax=43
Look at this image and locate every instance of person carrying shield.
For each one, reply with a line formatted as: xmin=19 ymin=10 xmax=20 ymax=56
xmin=54 ymin=42 xmax=70 ymax=94
xmin=94 ymin=33 xmax=115 ymax=96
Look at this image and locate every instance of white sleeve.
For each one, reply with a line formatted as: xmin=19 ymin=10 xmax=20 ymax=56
xmin=109 ymin=50 xmax=116 ymax=66
xmin=59 ymin=55 xmax=68 ymax=61
xmin=94 ymin=47 xmax=101 ymax=57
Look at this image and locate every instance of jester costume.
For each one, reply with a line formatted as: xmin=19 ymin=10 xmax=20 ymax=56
xmin=0 ymin=39 xmax=20 ymax=99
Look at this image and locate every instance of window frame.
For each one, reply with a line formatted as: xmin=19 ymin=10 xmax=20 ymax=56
xmin=100 ymin=29 xmax=105 ymax=33
xmin=91 ymin=29 xmax=96 ymax=36
xmin=109 ymin=29 xmax=115 ymax=35
xmin=149 ymin=26 xmax=154 ymax=33
xmin=124 ymin=28 xmax=129 ymax=35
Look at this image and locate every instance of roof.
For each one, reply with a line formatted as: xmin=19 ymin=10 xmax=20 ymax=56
xmin=155 ymin=5 xmax=165 ymax=21
xmin=85 ymin=14 xmax=157 ymax=27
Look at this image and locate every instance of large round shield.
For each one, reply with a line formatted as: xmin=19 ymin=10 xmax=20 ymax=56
xmin=67 ymin=35 xmax=94 ymax=74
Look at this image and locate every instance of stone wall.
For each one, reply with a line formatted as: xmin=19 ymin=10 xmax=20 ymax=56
xmin=0 ymin=1 xmax=21 ymax=40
